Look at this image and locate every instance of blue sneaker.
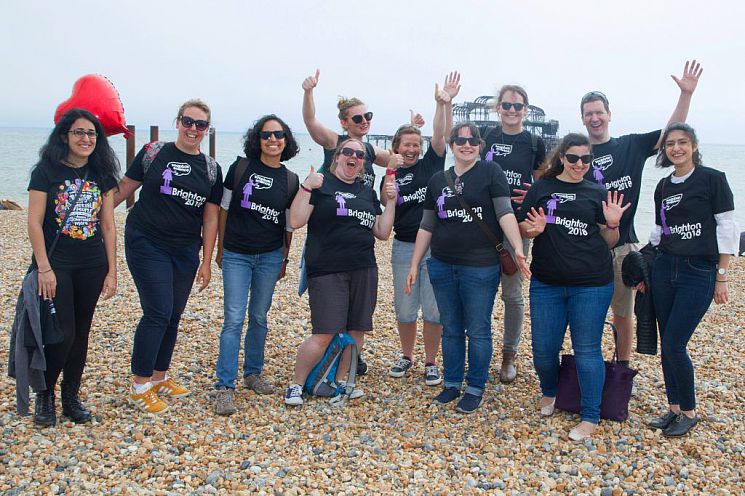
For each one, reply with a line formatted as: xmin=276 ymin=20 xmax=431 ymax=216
xmin=433 ymin=387 xmax=460 ymax=405
xmin=455 ymin=393 xmax=483 ymax=414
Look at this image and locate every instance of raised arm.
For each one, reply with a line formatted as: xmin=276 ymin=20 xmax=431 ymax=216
xmin=373 ymin=175 xmax=396 ymax=240
xmin=656 ymin=59 xmax=703 ymax=149
xmin=441 ymin=71 xmax=460 ymax=140
xmin=431 ymin=84 xmax=449 ymax=157
xmin=289 ymin=166 xmax=323 ymax=229
xmin=302 ymin=69 xmax=339 ymax=149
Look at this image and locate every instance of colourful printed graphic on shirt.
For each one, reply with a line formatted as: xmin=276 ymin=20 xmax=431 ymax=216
xmin=54 ymin=179 xmax=102 ymax=240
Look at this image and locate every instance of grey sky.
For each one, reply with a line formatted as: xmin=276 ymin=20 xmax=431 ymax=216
xmin=2 ymin=0 xmax=743 ymax=143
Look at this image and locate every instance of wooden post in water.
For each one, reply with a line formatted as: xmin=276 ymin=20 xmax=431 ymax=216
xmin=209 ymin=127 xmax=216 ymax=158
xmin=125 ymin=125 xmax=136 ymax=209
xmin=150 ymin=125 xmax=159 ymax=143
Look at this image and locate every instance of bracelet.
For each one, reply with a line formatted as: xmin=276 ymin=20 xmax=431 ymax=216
xmin=605 ymin=224 xmax=619 ymax=230
xmin=716 ymin=279 xmax=728 ymax=283
xmin=38 ymin=268 xmax=53 ymax=274
xmin=385 ymin=168 xmax=397 ymax=176
xmin=282 ymin=258 xmax=290 ymax=264
xmin=300 ymin=184 xmax=312 ymax=193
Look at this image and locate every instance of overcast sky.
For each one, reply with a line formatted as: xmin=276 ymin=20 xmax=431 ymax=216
xmin=2 ymin=0 xmax=744 ymax=144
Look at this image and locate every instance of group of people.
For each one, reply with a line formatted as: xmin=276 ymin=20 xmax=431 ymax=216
xmin=17 ymin=60 xmax=738 ymax=441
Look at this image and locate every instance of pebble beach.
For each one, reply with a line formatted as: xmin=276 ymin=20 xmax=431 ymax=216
xmin=1 ymin=210 xmax=743 ymax=495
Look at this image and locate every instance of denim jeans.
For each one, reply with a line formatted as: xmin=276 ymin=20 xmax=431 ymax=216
xmin=214 ymin=248 xmax=284 ymax=389
xmin=126 ymin=225 xmax=201 ymax=377
xmin=427 ymin=257 xmax=500 ymax=396
xmin=651 ymin=253 xmax=716 ymax=411
xmin=530 ymin=278 xmax=613 ymax=423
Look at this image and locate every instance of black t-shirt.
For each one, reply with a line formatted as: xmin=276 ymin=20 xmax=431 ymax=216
xmin=28 ymin=161 xmax=117 ymax=269
xmin=519 ymin=177 xmax=612 ymax=286
xmin=655 ymin=166 xmax=735 ymax=263
xmin=321 ymin=135 xmax=377 ymax=189
xmin=584 ymin=131 xmax=660 ymax=246
xmin=306 ymin=172 xmax=382 ymax=278
xmin=423 ymin=161 xmax=511 ymax=266
xmin=479 ymin=126 xmax=546 ymax=212
xmin=126 ymin=142 xmax=223 ymax=248
xmin=386 ymin=146 xmax=446 ymax=243
xmin=223 ymin=157 xmax=299 ymax=254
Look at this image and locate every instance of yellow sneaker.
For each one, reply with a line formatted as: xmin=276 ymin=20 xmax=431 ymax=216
xmin=129 ymin=386 xmax=169 ymax=414
xmin=152 ymin=377 xmax=191 ymax=398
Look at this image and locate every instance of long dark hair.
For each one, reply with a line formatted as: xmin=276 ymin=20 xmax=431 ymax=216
xmin=542 ymin=133 xmax=592 ymax=179
xmin=656 ymin=122 xmax=702 ymax=168
xmin=243 ymin=114 xmax=299 ymax=162
xmin=33 ymin=108 xmax=120 ymax=186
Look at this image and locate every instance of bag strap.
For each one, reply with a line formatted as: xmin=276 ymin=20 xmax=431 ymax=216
xmin=233 ymin=157 xmax=250 ymax=192
xmin=443 ymin=167 xmax=506 ymax=254
xmin=606 ymin=321 xmax=620 ymax=363
xmin=46 ymin=169 xmax=90 ymax=260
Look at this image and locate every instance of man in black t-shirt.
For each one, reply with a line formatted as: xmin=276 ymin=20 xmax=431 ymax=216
xmin=579 ymin=60 xmax=703 ymax=363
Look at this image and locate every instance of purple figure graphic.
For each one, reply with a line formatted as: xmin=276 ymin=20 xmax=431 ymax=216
xmin=241 ymin=178 xmax=257 ymax=209
xmin=160 ymin=167 xmax=173 ymax=194
xmin=436 ymin=191 xmax=447 ymax=219
xmin=485 ymin=150 xmax=495 ymax=162
xmin=335 ymin=193 xmax=348 ymax=216
xmin=395 ymin=180 xmax=404 ymax=205
xmin=592 ymin=164 xmax=604 ymax=185
xmin=660 ymin=200 xmax=671 ymax=235
xmin=545 ymin=194 xmax=559 ymax=224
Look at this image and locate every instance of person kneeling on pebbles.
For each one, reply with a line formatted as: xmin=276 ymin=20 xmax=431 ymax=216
xmin=284 ymin=139 xmax=398 ymax=405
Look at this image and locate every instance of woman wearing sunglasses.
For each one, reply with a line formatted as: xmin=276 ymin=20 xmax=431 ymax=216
xmin=212 ymin=115 xmax=300 ymax=415
xmin=479 ymin=84 xmax=547 ymax=384
xmin=518 ymin=133 xmax=630 ymax=441
xmin=284 ymin=139 xmax=396 ymax=405
xmin=115 ymin=99 xmax=223 ymax=414
xmin=406 ymin=123 xmax=530 ymax=414
xmin=644 ymin=123 xmax=737 ymax=437
xmin=24 ymin=109 xmax=119 ymax=426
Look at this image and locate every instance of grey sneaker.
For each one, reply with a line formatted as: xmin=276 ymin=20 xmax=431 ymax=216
xmin=388 ymin=357 xmax=413 ymax=378
xmin=337 ymin=381 xmax=365 ymax=400
xmin=213 ymin=387 xmax=236 ymax=416
xmin=243 ymin=374 xmax=275 ymax=395
xmin=424 ymin=364 xmax=443 ymax=386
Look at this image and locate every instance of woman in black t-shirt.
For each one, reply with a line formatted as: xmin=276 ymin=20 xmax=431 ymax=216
xmin=115 ymin=99 xmax=223 ymax=415
xmin=519 ymin=133 xmax=629 ymax=441
xmin=283 ymin=139 xmax=397 ymax=406
xmin=644 ymin=123 xmax=737 ymax=437
xmin=27 ymin=109 xmax=119 ymax=426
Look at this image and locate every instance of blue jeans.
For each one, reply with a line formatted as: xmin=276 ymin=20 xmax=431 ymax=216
xmin=214 ymin=248 xmax=284 ymax=388
xmin=126 ymin=225 xmax=201 ymax=377
xmin=530 ymin=279 xmax=613 ymax=423
xmin=427 ymin=257 xmax=500 ymax=396
xmin=651 ymin=253 xmax=715 ymax=411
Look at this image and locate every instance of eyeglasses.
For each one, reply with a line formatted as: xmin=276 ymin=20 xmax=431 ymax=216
xmin=260 ymin=130 xmax=286 ymax=140
xmin=340 ymin=147 xmax=365 ymax=159
xmin=179 ymin=116 xmax=210 ymax=131
xmin=453 ymin=136 xmax=480 ymax=146
xmin=580 ymin=91 xmax=609 ymax=106
xmin=68 ymin=128 xmax=98 ymax=139
xmin=500 ymin=102 xmax=526 ymax=111
xmin=564 ymin=153 xmax=594 ymax=164
xmin=350 ymin=112 xmax=373 ymax=124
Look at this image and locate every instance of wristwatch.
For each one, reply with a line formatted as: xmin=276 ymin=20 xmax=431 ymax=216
xmin=717 ymin=267 xmax=727 ymax=276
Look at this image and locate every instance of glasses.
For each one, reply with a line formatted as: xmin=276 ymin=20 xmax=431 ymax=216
xmin=260 ymin=130 xmax=286 ymax=140
xmin=580 ymin=91 xmax=609 ymax=106
xmin=68 ymin=128 xmax=98 ymax=139
xmin=340 ymin=147 xmax=365 ymax=159
xmin=564 ymin=153 xmax=594 ymax=164
xmin=500 ymin=102 xmax=526 ymax=111
xmin=179 ymin=116 xmax=210 ymax=131
xmin=350 ymin=112 xmax=373 ymax=124
xmin=453 ymin=136 xmax=480 ymax=146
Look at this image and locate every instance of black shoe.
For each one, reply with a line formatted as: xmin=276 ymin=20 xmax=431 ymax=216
xmin=648 ymin=410 xmax=677 ymax=430
xmin=433 ymin=387 xmax=461 ymax=405
xmin=357 ymin=354 xmax=368 ymax=376
xmin=60 ymin=381 xmax=91 ymax=424
xmin=663 ymin=414 xmax=699 ymax=437
xmin=455 ymin=393 xmax=484 ymax=414
xmin=34 ymin=390 xmax=56 ymax=427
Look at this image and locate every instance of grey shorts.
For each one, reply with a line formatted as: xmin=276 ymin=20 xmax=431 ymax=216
xmin=307 ymin=267 xmax=378 ymax=334
xmin=611 ymin=242 xmax=640 ymax=318
xmin=391 ymin=239 xmax=440 ymax=324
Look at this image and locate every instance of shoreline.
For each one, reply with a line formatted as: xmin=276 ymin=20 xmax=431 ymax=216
xmin=1 ymin=210 xmax=743 ymax=494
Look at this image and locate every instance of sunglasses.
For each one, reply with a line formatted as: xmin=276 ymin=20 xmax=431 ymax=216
xmin=581 ymin=91 xmax=609 ymax=106
xmin=260 ymin=130 xmax=286 ymax=140
xmin=340 ymin=147 xmax=365 ymax=159
xmin=179 ymin=116 xmax=210 ymax=131
xmin=350 ymin=112 xmax=373 ymax=124
xmin=500 ymin=102 xmax=526 ymax=111
xmin=564 ymin=153 xmax=594 ymax=164
xmin=68 ymin=128 xmax=98 ymax=139
xmin=453 ymin=136 xmax=480 ymax=146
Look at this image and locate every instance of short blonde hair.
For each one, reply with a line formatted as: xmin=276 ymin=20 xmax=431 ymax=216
xmin=176 ymin=98 xmax=211 ymax=123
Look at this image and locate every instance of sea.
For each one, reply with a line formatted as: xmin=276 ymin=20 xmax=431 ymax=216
xmin=1 ymin=126 xmax=743 ymax=244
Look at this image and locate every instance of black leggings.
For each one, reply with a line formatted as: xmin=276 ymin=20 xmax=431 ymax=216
xmin=43 ymin=265 xmax=107 ymax=388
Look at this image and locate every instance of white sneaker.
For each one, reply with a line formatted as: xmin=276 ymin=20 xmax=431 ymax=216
xmin=284 ymin=384 xmax=303 ymax=406
xmin=338 ymin=381 xmax=364 ymax=399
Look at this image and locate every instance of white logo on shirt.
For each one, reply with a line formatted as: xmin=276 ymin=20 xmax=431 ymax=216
xmin=489 ymin=143 xmax=513 ymax=157
xmin=167 ymin=162 xmax=192 ymax=176
xmin=335 ymin=191 xmax=357 ymax=199
xmin=662 ymin=194 xmax=683 ymax=210
xmin=396 ymin=173 xmax=414 ymax=187
xmin=249 ymin=173 xmax=274 ymax=189
xmin=592 ymin=155 xmax=613 ymax=170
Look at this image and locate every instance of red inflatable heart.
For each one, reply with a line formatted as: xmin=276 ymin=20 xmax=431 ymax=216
xmin=54 ymin=74 xmax=129 ymax=137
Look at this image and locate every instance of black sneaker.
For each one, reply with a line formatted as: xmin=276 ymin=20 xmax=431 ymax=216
xmin=357 ymin=354 xmax=368 ymax=375
xmin=433 ymin=387 xmax=460 ymax=405
xmin=663 ymin=414 xmax=699 ymax=437
xmin=388 ymin=357 xmax=413 ymax=378
xmin=455 ymin=393 xmax=484 ymax=414
xmin=648 ymin=410 xmax=677 ymax=430
xmin=424 ymin=364 xmax=443 ymax=386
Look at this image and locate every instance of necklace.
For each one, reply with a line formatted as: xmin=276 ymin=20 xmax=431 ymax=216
xmin=63 ymin=160 xmax=86 ymax=180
